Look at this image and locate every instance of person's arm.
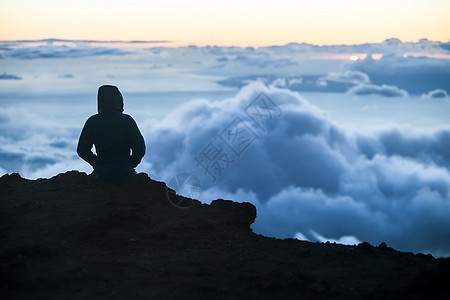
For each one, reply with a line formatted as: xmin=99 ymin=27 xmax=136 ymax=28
xmin=77 ymin=119 xmax=97 ymax=166
xmin=129 ymin=118 xmax=146 ymax=168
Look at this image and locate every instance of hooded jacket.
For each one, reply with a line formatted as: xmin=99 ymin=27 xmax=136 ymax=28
xmin=77 ymin=85 xmax=146 ymax=184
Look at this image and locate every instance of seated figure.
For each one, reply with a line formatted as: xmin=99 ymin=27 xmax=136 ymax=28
xmin=77 ymin=85 xmax=146 ymax=185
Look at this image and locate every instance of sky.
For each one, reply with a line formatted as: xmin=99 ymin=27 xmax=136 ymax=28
xmin=1 ymin=1 xmax=450 ymax=257
xmin=0 ymin=0 xmax=449 ymax=46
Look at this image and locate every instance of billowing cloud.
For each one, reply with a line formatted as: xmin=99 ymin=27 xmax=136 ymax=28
xmin=135 ymin=83 xmax=450 ymax=256
xmin=347 ymin=83 xmax=408 ymax=97
xmin=1 ymin=83 xmax=449 ymax=256
xmin=422 ymin=89 xmax=449 ymax=99
xmin=0 ymin=72 xmax=22 ymax=80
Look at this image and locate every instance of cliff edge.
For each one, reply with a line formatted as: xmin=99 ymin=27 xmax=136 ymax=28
xmin=1 ymin=171 xmax=448 ymax=299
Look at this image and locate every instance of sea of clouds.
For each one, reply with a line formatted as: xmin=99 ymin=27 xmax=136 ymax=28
xmin=1 ymin=38 xmax=450 ymax=256
xmin=140 ymin=82 xmax=450 ymax=257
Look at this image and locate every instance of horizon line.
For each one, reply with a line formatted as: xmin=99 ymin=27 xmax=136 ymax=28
xmin=1 ymin=37 xmax=449 ymax=49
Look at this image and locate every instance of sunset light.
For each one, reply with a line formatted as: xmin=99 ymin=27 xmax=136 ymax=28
xmin=0 ymin=0 xmax=449 ymax=46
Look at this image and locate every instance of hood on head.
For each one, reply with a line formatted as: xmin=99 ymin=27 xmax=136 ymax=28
xmin=97 ymin=85 xmax=124 ymax=113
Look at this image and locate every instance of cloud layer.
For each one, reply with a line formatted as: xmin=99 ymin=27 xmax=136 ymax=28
xmin=138 ymin=83 xmax=450 ymax=256
xmin=351 ymin=54 xmax=450 ymax=94
xmin=0 ymin=44 xmax=132 ymax=60
xmin=218 ymin=71 xmax=411 ymax=97
xmin=0 ymin=106 xmax=91 ymax=178
xmin=2 ymin=38 xmax=448 ymax=96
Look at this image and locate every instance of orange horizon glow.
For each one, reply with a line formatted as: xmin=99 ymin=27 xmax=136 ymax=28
xmin=0 ymin=0 xmax=449 ymax=47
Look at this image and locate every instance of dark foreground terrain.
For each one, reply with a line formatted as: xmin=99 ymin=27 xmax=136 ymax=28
xmin=1 ymin=171 xmax=449 ymax=299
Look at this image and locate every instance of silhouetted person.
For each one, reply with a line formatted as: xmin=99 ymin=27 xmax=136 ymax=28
xmin=77 ymin=85 xmax=145 ymax=185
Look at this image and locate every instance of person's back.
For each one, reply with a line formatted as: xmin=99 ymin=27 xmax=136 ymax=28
xmin=77 ymin=85 xmax=145 ymax=185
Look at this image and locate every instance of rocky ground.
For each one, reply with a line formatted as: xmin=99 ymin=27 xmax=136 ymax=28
xmin=1 ymin=171 xmax=449 ymax=299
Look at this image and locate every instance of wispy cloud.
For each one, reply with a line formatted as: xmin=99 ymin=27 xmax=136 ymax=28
xmin=318 ymin=71 xmax=370 ymax=85
xmin=58 ymin=74 xmax=74 ymax=79
xmin=1 ymin=44 xmax=133 ymax=60
xmin=422 ymin=89 xmax=449 ymax=99
xmin=347 ymin=83 xmax=408 ymax=97
xmin=0 ymin=38 xmax=170 ymax=44
xmin=0 ymin=72 xmax=22 ymax=80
